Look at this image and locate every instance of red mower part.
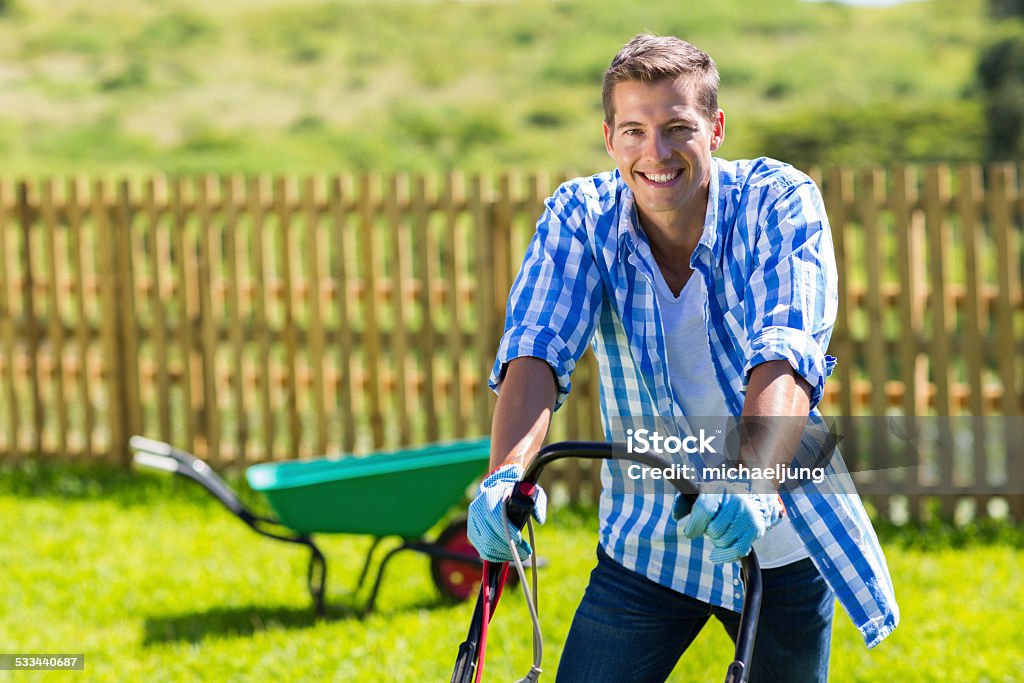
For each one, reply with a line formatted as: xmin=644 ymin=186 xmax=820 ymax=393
xmin=431 ymin=518 xmax=484 ymax=602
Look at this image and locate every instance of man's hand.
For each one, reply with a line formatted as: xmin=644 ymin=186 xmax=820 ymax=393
xmin=673 ymin=479 xmax=784 ymax=563
xmin=468 ymin=463 xmax=548 ymax=562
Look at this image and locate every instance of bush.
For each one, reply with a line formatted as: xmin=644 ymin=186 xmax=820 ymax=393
xmin=138 ymin=12 xmax=216 ymax=50
xmin=754 ymin=99 xmax=986 ymax=168
xmin=99 ymin=60 xmax=149 ymax=91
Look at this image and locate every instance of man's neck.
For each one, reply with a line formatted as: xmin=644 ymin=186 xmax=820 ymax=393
xmin=636 ymin=189 xmax=709 ymax=296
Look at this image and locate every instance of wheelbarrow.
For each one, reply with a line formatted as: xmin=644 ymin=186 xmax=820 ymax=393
xmin=130 ymin=435 xmax=492 ymax=616
xmin=452 ymin=441 xmax=764 ymax=683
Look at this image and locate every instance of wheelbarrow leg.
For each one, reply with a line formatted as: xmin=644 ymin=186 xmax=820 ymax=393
xmin=303 ymin=540 xmax=328 ymax=617
xmin=354 ymin=537 xmax=386 ymax=595
xmin=360 ymin=541 xmax=418 ymax=616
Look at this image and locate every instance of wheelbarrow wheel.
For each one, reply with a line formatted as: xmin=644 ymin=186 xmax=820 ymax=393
xmin=431 ymin=517 xmax=485 ymax=602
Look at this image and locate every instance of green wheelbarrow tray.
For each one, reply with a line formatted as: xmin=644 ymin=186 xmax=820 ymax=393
xmin=130 ymin=435 xmax=491 ymax=616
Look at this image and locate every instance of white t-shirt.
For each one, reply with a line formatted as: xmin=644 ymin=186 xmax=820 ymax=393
xmin=648 ymin=258 xmax=808 ymax=569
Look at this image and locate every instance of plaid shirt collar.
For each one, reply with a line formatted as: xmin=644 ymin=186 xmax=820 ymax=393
xmin=613 ymin=164 xmax=724 ymax=268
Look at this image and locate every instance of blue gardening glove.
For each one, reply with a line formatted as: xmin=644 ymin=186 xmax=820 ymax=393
xmin=467 ymin=463 xmax=547 ymax=562
xmin=673 ymin=479 xmax=784 ymax=564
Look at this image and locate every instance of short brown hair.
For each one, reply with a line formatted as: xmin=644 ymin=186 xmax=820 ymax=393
xmin=602 ymin=34 xmax=720 ymax=125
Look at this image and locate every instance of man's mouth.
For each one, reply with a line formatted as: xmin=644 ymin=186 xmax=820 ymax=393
xmin=637 ymin=170 xmax=682 ymax=185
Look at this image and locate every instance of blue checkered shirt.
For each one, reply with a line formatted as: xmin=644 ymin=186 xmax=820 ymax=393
xmin=489 ymin=157 xmax=899 ymax=648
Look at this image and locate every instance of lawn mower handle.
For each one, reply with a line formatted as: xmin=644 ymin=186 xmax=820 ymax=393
xmin=453 ymin=440 xmax=763 ymax=683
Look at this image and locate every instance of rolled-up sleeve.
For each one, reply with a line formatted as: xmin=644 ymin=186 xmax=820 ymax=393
xmin=489 ymin=183 xmax=603 ymax=411
xmin=743 ymin=177 xmax=839 ymax=408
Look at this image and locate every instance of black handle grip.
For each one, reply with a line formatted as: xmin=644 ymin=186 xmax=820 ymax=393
xmin=505 ymin=481 xmax=541 ymax=531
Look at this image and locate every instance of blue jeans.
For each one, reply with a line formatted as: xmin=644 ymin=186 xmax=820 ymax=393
xmin=556 ymin=547 xmax=833 ymax=683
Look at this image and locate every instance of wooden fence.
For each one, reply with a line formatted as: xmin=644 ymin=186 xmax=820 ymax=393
xmin=0 ymin=164 xmax=1021 ymax=518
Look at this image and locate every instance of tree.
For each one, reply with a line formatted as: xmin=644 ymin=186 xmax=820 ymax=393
xmin=978 ymin=32 xmax=1024 ymax=159
xmin=989 ymin=0 xmax=1024 ymax=19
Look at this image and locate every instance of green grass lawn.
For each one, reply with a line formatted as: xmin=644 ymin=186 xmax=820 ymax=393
xmin=1 ymin=463 xmax=1022 ymax=682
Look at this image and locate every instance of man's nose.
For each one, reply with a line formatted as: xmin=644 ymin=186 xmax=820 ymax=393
xmin=645 ymin=132 xmax=671 ymax=160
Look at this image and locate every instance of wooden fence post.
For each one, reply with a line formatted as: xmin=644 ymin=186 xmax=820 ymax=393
xmin=384 ymin=173 xmax=411 ymax=446
xmin=195 ymin=176 xmax=221 ymax=464
xmin=328 ymin=175 xmax=357 ymax=453
xmin=412 ymin=174 xmax=438 ymax=443
xmin=39 ymin=180 xmax=68 ymax=459
xmin=357 ymin=173 xmax=385 ymax=448
xmin=859 ymin=166 xmax=888 ymax=512
xmin=989 ymin=164 xmax=1024 ymax=520
xmin=471 ymin=173 xmax=495 ymax=437
xmin=93 ymin=180 xmax=128 ymax=465
xmin=115 ymin=180 xmax=143 ymax=467
xmin=442 ymin=171 xmax=465 ymax=438
xmin=0 ymin=181 xmax=19 ymax=458
xmin=16 ymin=182 xmax=43 ymax=457
xmin=924 ymin=166 xmax=957 ymax=517
xmin=958 ymin=165 xmax=990 ymax=513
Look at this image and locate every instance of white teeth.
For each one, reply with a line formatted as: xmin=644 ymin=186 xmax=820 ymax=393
xmin=643 ymin=171 xmax=678 ymax=184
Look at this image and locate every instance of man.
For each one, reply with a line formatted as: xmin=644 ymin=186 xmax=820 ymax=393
xmin=468 ymin=34 xmax=898 ymax=682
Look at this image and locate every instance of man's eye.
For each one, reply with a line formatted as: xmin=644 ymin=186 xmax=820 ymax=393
xmin=669 ymin=125 xmax=693 ymax=133
xmin=623 ymin=129 xmax=643 ymax=136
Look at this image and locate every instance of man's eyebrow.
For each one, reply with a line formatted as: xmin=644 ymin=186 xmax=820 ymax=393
xmin=615 ymin=117 xmax=699 ymax=130
xmin=665 ymin=116 xmax=700 ymax=127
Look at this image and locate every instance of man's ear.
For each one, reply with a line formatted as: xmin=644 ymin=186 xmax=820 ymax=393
xmin=709 ymin=110 xmax=725 ymax=152
xmin=603 ymin=120 xmax=615 ymax=156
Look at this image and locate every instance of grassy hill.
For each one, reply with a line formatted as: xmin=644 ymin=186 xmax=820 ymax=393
xmin=0 ymin=0 xmax=996 ymax=176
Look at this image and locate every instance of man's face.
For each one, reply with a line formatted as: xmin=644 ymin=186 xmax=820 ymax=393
xmin=603 ymin=77 xmax=725 ymax=224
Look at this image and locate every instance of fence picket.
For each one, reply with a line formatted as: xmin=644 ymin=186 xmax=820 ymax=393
xmin=143 ymin=178 xmax=171 ymax=444
xmin=444 ymin=171 xmax=464 ymax=438
xmin=329 ymin=176 xmax=356 ymax=452
xmin=169 ymin=178 xmax=196 ymax=450
xmin=17 ymin=182 xmax=44 ymax=456
xmin=247 ymin=176 xmax=274 ymax=460
xmin=470 ymin=174 xmax=494 ymax=437
xmin=221 ymin=175 xmax=248 ymax=461
xmin=0 ymin=181 xmax=17 ymax=456
xmin=925 ymin=167 xmax=954 ymax=416
xmin=194 ymin=176 xmax=220 ymax=464
xmin=924 ymin=166 xmax=957 ymax=516
xmin=958 ymin=166 xmax=988 ymax=505
xmin=385 ymin=174 xmax=411 ymax=446
xmin=413 ymin=174 xmax=438 ymax=442
xmin=358 ymin=174 xmax=385 ymax=448
xmin=272 ymin=176 xmax=300 ymax=458
xmin=989 ymin=164 xmax=1023 ymax=519
xmin=92 ymin=179 xmax=124 ymax=462
xmin=990 ymin=165 xmax=1020 ymax=416
xmin=37 ymin=180 xmax=66 ymax=456
xmin=857 ymin=168 xmax=889 ymax=507
xmin=302 ymin=176 xmax=328 ymax=454
xmin=114 ymin=180 xmax=142 ymax=466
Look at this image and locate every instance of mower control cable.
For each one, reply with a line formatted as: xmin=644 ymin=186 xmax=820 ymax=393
xmin=502 ymin=504 xmax=542 ymax=683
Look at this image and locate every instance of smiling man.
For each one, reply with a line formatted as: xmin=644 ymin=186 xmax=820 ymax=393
xmin=467 ymin=34 xmax=898 ymax=682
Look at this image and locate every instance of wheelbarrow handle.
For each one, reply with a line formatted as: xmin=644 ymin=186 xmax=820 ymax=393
xmin=130 ymin=436 xmax=253 ymax=521
xmin=130 ymin=435 xmax=332 ymax=615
